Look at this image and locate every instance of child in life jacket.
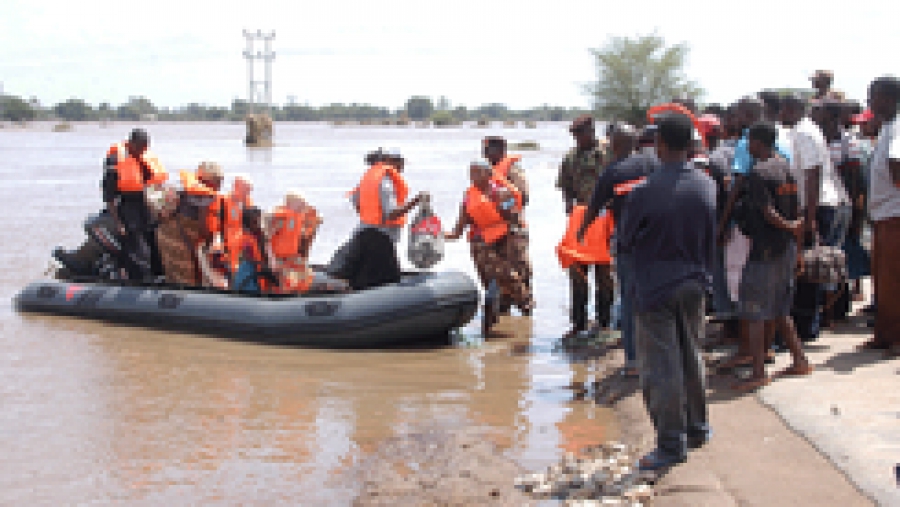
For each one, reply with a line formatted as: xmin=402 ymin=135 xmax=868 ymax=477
xmin=266 ymin=191 xmax=322 ymax=294
xmin=231 ymin=206 xmax=278 ymax=294
xmin=445 ymin=160 xmax=534 ymax=333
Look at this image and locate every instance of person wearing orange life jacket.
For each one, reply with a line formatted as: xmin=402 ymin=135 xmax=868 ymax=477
xmin=557 ymin=116 xmax=618 ymax=339
xmin=483 ymin=136 xmax=532 ymax=312
xmin=155 ymin=161 xmax=225 ymax=287
xmin=265 ymin=190 xmax=322 ymax=294
xmin=100 ymin=128 xmax=168 ymax=282
xmin=578 ymin=124 xmax=657 ymax=376
xmin=446 ymin=160 xmax=534 ymax=334
xmin=327 ymin=149 xmax=430 ymax=290
xmin=218 ymin=174 xmax=255 ymax=274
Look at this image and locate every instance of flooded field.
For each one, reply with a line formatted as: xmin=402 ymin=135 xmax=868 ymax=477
xmin=0 ymin=121 xmax=616 ymax=504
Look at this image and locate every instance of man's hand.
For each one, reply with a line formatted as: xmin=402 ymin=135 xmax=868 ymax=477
xmin=575 ymin=224 xmax=587 ymax=244
xmin=565 ymin=200 xmax=574 ymax=215
xmin=717 ymin=225 xmax=732 ymax=247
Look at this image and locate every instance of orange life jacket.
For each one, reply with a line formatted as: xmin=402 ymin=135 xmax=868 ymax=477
xmin=464 ymin=183 xmax=518 ymax=245
xmin=180 ymin=170 xmax=223 ymax=235
xmin=222 ymin=194 xmax=254 ymax=272
xmin=353 ymin=162 xmax=410 ymax=227
xmin=556 ymin=205 xmax=614 ymax=269
xmin=108 ymin=143 xmax=167 ymax=192
xmin=234 ymin=233 xmax=269 ymax=292
xmin=275 ymin=257 xmax=314 ymax=294
xmin=491 ymin=155 xmax=522 ymax=183
xmin=269 ymin=206 xmax=320 ymax=260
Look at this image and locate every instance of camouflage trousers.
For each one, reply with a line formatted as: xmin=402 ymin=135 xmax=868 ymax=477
xmin=156 ymin=215 xmax=204 ymax=287
xmin=470 ymin=236 xmax=533 ymax=311
xmin=505 ymin=229 xmax=532 ymax=288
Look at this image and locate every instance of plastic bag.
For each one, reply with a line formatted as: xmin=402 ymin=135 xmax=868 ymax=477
xmin=407 ymin=199 xmax=444 ymax=269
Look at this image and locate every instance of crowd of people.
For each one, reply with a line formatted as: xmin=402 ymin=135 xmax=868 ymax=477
xmin=553 ymin=71 xmax=900 ymax=472
xmin=50 ymin=70 xmax=899 ymax=473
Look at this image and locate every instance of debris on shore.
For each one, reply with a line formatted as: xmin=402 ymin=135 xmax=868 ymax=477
xmin=514 ymin=441 xmax=654 ymax=505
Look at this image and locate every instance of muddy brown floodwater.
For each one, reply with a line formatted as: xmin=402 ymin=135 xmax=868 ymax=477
xmin=0 ymin=122 xmax=617 ymax=505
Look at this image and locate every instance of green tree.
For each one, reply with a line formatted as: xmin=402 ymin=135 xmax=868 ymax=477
xmin=117 ymin=96 xmax=157 ymax=120
xmin=54 ymin=98 xmax=94 ymax=121
xmin=1 ymin=95 xmax=36 ymax=122
xmin=404 ymin=96 xmax=434 ymax=121
xmin=586 ymin=34 xmax=703 ymax=126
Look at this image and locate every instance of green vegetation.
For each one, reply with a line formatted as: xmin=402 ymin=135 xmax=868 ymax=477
xmin=586 ymin=34 xmax=704 ymax=126
xmin=1 ymin=92 xmax=590 ymax=124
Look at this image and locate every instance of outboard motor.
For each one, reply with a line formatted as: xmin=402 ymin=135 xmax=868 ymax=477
xmin=53 ymin=209 xmax=128 ymax=281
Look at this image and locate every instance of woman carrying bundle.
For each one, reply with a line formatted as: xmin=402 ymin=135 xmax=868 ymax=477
xmin=446 ymin=160 xmax=534 ymax=334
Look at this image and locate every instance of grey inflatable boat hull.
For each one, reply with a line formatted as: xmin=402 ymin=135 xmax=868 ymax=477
xmin=14 ymin=271 xmax=479 ymax=348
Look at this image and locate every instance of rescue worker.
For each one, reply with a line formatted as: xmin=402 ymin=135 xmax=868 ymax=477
xmin=327 ymin=149 xmax=429 ymax=290
xmin=446 ymin=160 xmax=534 ymax=335
xmin=101 ymin=128 xmax=167 ymax=282
xmin=266 ymin=191 xmax=322 ymax=294
xmin=556 ymin=115 xmax=615 ymax=338
xmin=155 ymin=161 xmax=224 ymax=287
xmin=219 ymin=174 xmax=255 ymax=275
xmin=483 ymin=136 xmax=533 ymax=311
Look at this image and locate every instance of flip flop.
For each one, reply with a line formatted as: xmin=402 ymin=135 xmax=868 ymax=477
xmin=716 ymin=355 xmax=753 ymax=371
xmin=731 ymin=376 xmax=771 ymax=393
xmin=775 ymin=364 xmax=814 ymax=377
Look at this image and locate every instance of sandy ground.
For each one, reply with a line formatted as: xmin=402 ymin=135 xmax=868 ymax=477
xmin=350 ymin=311 xmax=895 ymax=506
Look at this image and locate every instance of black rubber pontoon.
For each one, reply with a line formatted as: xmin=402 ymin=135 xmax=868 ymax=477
xmin=15 ymin=271 xmax=478 ymax=348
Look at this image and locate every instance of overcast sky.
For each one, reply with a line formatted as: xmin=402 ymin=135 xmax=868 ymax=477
xmin=1 ymin=0 xmax=896 ymax=110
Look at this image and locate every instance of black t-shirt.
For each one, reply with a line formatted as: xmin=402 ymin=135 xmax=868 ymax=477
xmin=743 ymin=155 xmax=798 ymax=259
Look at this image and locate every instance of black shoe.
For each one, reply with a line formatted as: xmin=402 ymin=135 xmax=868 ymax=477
xmin=687 ymin=428 xmax=713 ymax=450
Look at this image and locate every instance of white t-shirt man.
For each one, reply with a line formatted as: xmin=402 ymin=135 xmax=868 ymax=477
xmin=784 ymin=117 xmax=849 ymax=209
xmin=869 ymin=119 xmax=900 ymax=221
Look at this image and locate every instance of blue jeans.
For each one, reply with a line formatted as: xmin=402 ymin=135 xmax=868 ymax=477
xmin=616 ymin=251 xmax=636 ymax=363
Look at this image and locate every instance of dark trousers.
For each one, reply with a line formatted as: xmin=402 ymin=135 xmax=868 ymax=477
xmin=569 ymin=263 xmax=614 ymax=329
xmin=117 ymin=200 xmax=154 ymax=281
xmin=327 ymin=228 xmax=401 ymax=291
xmin=616 ymin=252 xmax=637 ymax=362
xmin=635 ymin=282 xmax=709 ymax=459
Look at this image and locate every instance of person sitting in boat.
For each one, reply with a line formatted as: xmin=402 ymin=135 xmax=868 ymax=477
xmin=231 ymin=206 xmax=278 ymax=294
xmin=266 ymin=190 xmax=322 ymax=294
xmin=219 ymin=174 xmax=255 ymax=275
xmin=445 ymin=159 xmax=534 ymax=333
xmin=155 ymin=161 xmax=225 ymax=287
xmin=327 ymin=149 xmax=430 ymax=290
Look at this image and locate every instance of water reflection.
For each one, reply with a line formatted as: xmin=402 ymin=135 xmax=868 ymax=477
xmin=0 ymin=122 xmax=615 ymax=504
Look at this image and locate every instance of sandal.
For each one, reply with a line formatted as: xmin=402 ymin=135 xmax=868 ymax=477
xmin=775 ymin=364 xmax=814 ymax=377
xmin=716 ymin=355 xmax=753 ymax=371
xmin=731 ymin=376 xmax=771 ymax=392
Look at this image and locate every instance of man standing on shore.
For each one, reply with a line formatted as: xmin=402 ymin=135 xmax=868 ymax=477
xmin=864 ymin=76 xmax=900 ymax=358
xmin=557 ymin=115 xmax=612 ymax=337
xmin=617 ymin=113 xmax=716 ymax=471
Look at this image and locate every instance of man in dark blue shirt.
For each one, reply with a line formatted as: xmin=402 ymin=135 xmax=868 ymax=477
xmin=579 ymin=125 xmax=658 ymax=375
xmin=617 ymin=113 xmax=717 ymax=471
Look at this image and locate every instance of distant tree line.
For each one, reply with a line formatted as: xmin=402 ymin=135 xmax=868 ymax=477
xmin=0 ymin=93 xmax=589 ymax=123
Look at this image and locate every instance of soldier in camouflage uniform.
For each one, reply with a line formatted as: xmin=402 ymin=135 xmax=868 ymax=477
xmin=556 ymin=115 xmax=615 ymax=337
xmin=483 ymin=136 xmax=533 ymax=312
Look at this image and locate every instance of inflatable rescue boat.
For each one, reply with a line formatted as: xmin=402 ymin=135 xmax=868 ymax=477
xmin=15 ymin=271 xmax=478 ymax=348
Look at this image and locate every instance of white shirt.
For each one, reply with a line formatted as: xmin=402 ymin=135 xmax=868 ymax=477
xmin=869 ymin=119 xmax=900 ymax=221
xmin=784 ymin=117 xmax=848 ymax=208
